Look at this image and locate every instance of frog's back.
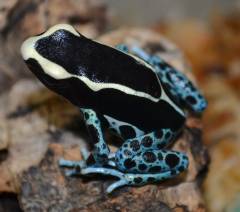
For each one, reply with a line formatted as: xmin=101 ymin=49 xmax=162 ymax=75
xmin=34 ymin=30 xmax=162 ymax=99
xmin=22 ymin=27 xmax=185 ymax=134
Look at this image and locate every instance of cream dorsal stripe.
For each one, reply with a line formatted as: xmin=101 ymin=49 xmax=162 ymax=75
xmin=21 ymin=24 xmax=184 ymax=116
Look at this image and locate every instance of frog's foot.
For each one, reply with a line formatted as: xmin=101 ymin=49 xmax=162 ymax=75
xmin=59 ymin=147 xmax=89 ymax=170
xmin=80 ymin=166 xmax=185 ymax=193
xmin=59 ymin=158 xmax=128 ymax=192
xmin=59 ymin=150 xmax=117 ymax=176
xmin=81 ymin=167 xmax=127 ymax=193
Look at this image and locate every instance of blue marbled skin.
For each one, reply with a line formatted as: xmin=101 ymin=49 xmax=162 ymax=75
xmin=59 ymin=44 xmax=207 ymax=193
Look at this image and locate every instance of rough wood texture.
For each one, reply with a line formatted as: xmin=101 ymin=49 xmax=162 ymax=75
xmin=17 ymin=28 xmax=209 ymax=211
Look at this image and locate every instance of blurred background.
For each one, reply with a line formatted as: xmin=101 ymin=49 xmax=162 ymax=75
xmin=0 ymin=0 xmax=240 ymax=211
xmin=105 ymin=0 xmax=238 ymax=25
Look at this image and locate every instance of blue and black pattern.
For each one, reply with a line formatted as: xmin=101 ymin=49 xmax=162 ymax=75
xmin=114 ymin=129 xmax=188 ymax=176
xmin=81 ymin=108 xmax=110 ymax=165
xmin=129 ymin=46 xmax=208 ymax=113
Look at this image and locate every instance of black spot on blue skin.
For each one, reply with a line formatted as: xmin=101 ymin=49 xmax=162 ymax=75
xmin=102 ymin=143 xmax=107 ymax=149
xmin=119 ymin=125 xmax=136 ymax=139
xmin=134 ymin=177 xmax=143 ymax=184
xmin=170 ymin=170 xmax=176 ymax=176
xmin=165 ymin=132 xmax=171 ymax=140
xmin=95 ymin=120 xmax=99 ymax=124
xmin=123 ymin=143 xmax=128 ymax=148
xmin=84 ymin=112 xmax=89 ymax=120
xmin=165 ymin=154 xmax=180 ymax=168
xmin=138 ymin=163 xmax=147 ymax=171
xmin=130 ymin=140 xmax=140 ymax=152
xmin=147 ymin=177 xmax=155 ymax=183
xmin=124 ymin=159 xmax=136 ymax=169
xmin=183 ymin=155 xmax=188 ymax=160
xmin=123 ymin=149 xmax=132 ymax=157
xmin=100 ymin=153 xmax=108 ymax=159
xmin=178 ymin=166 xmax=185 ymax=172
xmin=166 ymin=72 xmax=173 ymax=83
xmin=143 ymin=152 xmax=157 ymax=163
xmin=157 ymin=152 xmax=163 ymax=160
xmin=98 ymin=153 xmax=108 ymax=164
xmin=186 ymin=96 xmax=197 ymax=105
xmin=155 ymin=130 xmax=163 ymax=139
xmin=176 ymin=74 xmax=184 ymax=81
xmin=88 ymin=125 xmax=99 ymax=144
xmin=158 ymin=62 xmax=168 ymax=70
xmin=76 ymin=165 xmax=81 ymax=172
xmin=157 ymin=142 xmax=165 ymax=149
xmin=141 ymin=136 xmax=153 ymax=148
xmin=86 ymin=154 xmax=96 ymax=166
xmin=149 ymin=166 xmax=162 ymax=173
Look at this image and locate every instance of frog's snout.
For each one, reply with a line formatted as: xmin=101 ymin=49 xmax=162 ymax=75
xmin=21 ymin=36 xmax=35 ymax=61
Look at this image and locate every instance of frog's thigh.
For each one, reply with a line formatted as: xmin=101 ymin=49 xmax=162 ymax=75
xmin=116 ymin=128 xmax=178 ymax=161
xmin=116 ymin=146 xmax=188 ymax=173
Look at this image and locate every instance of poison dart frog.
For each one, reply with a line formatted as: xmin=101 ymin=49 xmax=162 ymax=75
xmin=21 ymin=24 xmax=207 ymax=193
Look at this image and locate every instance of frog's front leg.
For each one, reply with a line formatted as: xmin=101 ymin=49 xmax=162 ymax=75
xmin=59 ymin=108 xmax=111 ymax=174
xmin=81 ymin=108 xmax=111 ymax=165
xmin=125 ymin=45 xmax=207 ymax=113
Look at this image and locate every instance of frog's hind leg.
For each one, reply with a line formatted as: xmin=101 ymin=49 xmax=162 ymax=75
xmin=111 ymin=130 xmax=188 ymax=191
xmin=59 ymin=147 xmax=90 ymax=176
xmin=129 ymin=46 xmax=207 ymax=113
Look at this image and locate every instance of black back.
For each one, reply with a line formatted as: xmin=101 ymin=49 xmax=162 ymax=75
xmin=35 ymin=30 xmax=161 ymax=98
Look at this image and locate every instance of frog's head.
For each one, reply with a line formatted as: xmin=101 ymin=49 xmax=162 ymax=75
xmin=20 ymin=24 xmax=93 ymax=106
xmin=21 ymin=24 xmax=82 ymax=84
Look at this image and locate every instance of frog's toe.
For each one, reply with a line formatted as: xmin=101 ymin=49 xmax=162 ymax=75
xmin=65 ymin=168 xmax=81 ymax=176
xmin=81 ymin=167 xmax=124 ymax=178
xmin=107 ymin=179 xmax=128 ymax=193
xmin=80 ymin=147 xmax=90 ymax=161
xmin=81 ymin=167 xmax=129 ymax=193
xmin=58 ymin=158 xmax=86 ymax=169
